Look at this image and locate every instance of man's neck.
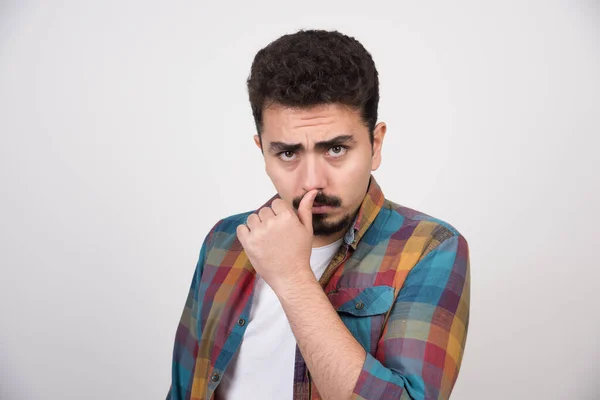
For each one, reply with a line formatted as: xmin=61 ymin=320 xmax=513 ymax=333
xmin=312 ymin=232 xmax=345 ymax=248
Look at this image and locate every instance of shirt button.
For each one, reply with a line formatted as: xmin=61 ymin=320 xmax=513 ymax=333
xmin=211 ymin=373 xmax=220 ymax=382
xmin=355 ymin=301 xmax=365 ymax=310
xmin=237 ymin=318 xmax=246 ymax=327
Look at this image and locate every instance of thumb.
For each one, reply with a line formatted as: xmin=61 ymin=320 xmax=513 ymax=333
xmin=298 ymin=189 xmax=318 ymax=234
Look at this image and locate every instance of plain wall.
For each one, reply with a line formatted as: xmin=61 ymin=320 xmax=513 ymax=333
xmin=1 ymin=1 xmax=599 ymax=399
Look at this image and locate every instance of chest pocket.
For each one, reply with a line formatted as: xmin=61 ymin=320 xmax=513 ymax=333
xmin=327 ymin=286 xmax=395 ymax=354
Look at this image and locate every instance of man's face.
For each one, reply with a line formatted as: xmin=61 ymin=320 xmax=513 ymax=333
xmin=255 ymin=103 xmax=386 ymax=244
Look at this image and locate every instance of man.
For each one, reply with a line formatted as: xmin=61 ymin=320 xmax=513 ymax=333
xmin=167 ymin=29 xmax=470 ymax=400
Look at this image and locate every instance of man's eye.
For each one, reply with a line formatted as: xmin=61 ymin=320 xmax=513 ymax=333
xmin=327 ymin=146 xmax=347 ymax=158
xmin=279 ymin=151 xmax=297 ymax=161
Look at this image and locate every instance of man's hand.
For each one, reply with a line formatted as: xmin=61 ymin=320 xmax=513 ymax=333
xmin=236 ymin=190 xmax=319 ymax=293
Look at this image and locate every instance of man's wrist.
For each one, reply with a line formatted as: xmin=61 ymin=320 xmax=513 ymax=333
xmin=274 ymin=264 xmax=319 ymax=302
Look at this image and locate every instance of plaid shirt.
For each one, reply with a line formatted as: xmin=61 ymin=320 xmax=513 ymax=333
xmin=167 ymin=176 xmax=470 ymax=400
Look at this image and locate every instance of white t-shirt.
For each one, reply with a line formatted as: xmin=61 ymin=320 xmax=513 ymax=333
xmin=216 ymin=239 xmax=343 ymax=400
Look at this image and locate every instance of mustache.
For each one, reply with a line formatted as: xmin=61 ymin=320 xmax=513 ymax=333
xmin=292 ymin=192 xmax=342 ymax=209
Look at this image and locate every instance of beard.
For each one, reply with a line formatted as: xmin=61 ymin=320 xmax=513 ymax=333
xmin=292 ymin=191 xmax=352 ymax=237
xmin=310 ymin=212 xmax=352 ymax=236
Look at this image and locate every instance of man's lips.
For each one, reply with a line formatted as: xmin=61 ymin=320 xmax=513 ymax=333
xmin=312 ymin=204 xmax=335 ymax=214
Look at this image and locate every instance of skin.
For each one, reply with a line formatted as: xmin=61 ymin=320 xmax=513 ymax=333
xmin=236 ymin=103 xmax=386 ymax=400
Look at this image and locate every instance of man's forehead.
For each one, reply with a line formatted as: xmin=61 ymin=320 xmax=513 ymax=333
xmin=261 ymin=104 xmax=362 ymax=143
xmin=263 ymin=127 xmax=348 ymax=145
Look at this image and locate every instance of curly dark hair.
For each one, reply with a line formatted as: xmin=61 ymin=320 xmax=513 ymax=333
xmin=247 ymin=29 xmax=380 ymax=144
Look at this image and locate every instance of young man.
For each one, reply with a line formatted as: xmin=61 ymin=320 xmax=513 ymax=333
xmin=167 ymin=30 xmax=470 ymax=400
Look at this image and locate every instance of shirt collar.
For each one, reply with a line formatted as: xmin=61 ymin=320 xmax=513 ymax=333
xmin=346 ymin=175 xmax=385 ymax=249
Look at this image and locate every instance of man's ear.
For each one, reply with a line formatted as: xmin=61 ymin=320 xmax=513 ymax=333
xmin=371 ymin=122 xmax=387 ymax=171
xmin=254 ymin=135 xmax=262 ymax=152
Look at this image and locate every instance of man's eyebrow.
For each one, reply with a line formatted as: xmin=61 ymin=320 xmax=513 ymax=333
xmin=267 ymin=135 xmax=356 ymax=154
xmin=268 ymin=142 xmax=304 ymax=154
xmin=314 ymin=135 xmax=356 ymax=151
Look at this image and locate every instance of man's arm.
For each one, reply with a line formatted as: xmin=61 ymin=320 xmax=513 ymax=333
xmin=277 ymin=235 xmax=470 ymax=400
xmin=167 ymin=225 xmax=218 ymax=400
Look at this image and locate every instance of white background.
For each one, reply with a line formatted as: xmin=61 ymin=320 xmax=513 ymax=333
xmin=1 ymin=1 xmax=599 ymax=399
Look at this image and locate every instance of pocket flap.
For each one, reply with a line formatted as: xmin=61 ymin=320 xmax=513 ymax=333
xmin=327 ymin=286 xmax=394 ymax=316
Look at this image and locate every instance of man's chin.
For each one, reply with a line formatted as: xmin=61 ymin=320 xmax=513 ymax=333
xmin=312 ymin=213 xmax=352 ymax=237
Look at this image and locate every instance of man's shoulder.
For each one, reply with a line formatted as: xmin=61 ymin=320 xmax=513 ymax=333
xmin=376 ymin=198 xmax=466 ymax=252
xmin=385 ymin=199 xmax=462 ymax=234
xmin=214 ymin=210 xmax=255 ymax=233
xmin=203 ymin=210 xmax=255 ymax=250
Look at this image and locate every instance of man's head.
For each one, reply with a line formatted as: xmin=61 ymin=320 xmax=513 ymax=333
xmin=247 ymin=30 xmax=386 ymax=242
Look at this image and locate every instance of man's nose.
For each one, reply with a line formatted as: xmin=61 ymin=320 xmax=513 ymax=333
xmin=301 ymin=155 xmax=327 ymax=193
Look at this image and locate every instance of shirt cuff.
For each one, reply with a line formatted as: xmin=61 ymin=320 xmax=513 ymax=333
xmin=351 ymin=352 xmax=412 ymax=400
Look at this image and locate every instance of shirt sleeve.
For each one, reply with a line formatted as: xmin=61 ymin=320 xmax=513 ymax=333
xmin=351 ymin=234 xmax=470 ymax=400
xmin=167 ymin=225 xmax=218 ymax=399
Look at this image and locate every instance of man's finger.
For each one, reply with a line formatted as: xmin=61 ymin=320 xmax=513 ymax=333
xmin=270 ymin=198 xmax=287 ymax=215
xmin=258 ymin=206 xmax=275 ymax=221
xmin=298 ymin=189 xmax=318 ymax=234
xmin=236 ymin=224 xmax=250 ymax=243
xmin=246 ymin=213 xmax=260 ymax=230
